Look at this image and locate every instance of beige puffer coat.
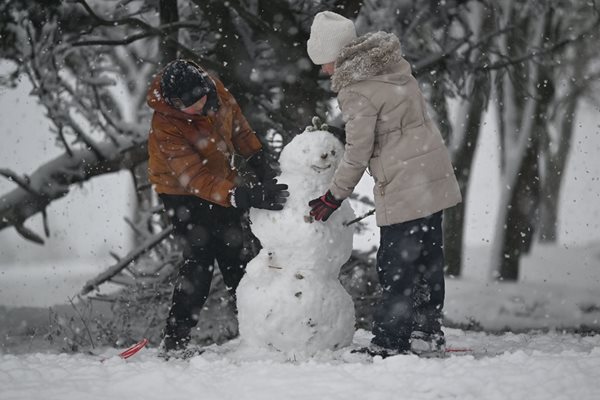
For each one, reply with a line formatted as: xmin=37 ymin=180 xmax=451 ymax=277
xmin=329 ymin=31 xmax=462 ymax=226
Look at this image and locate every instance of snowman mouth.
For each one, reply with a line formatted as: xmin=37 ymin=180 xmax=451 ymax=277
xmin=311 ymin=164 xmax=332 ymax=172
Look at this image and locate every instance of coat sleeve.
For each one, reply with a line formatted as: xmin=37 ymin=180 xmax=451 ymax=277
xmin=224 ymin=90 xmax=263 ymax=158
xmin=154 ymin=124 xmax=235 ymax=206
xmin=329 ymin=90 xmax=378 ymax=200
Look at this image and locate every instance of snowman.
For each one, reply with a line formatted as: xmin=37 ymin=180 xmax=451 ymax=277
xmin=236 ymin=128 xmax=356 ymax=356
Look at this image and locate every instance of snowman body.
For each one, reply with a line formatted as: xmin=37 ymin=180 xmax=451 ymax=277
xmin=236 ymin=130 xmax=356 ymax=355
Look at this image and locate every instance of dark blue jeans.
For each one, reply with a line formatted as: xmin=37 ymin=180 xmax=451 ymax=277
xmin=372 ymin=211 xmax=445 ymax=351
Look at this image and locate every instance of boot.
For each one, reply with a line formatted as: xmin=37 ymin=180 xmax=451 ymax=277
xmin=351 ymin=344 xmax=411 ymax=358
xmin=161 ymin=334 xmax=190 ymax=352
xmin=410 ymin=330 xmax=446 ymax=356
xmin=158 ymin=335 xmax=204 ymax=360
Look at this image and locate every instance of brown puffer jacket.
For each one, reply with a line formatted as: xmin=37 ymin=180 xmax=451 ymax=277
xmin=146 ymin=66 xmax=262 ymax=207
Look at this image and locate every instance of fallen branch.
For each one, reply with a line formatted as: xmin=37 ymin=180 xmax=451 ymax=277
xmin=0 ymin=138 xmax=148 ymax=242
xmin=80 ymin=226 xmax=173 ymax=295
xmin=67 ymin=296 xmax=96 ymax=349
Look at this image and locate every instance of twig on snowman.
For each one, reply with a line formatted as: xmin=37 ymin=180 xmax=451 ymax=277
xmin=305 ymin=116 xmax=329 ymax=132
xmin=343 ymin=208 xmax=376 ymax=227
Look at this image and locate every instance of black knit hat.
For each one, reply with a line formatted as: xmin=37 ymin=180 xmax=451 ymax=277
xmin=160 ymin=60 xmax=216 ymax=109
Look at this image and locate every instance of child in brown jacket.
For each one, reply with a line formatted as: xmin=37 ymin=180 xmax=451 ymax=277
xmin=147 ymin=60 xmax=288 ymax=356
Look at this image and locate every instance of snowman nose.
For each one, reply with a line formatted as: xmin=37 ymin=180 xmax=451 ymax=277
xmin=321 ymin=153 xmax=328 ymax=160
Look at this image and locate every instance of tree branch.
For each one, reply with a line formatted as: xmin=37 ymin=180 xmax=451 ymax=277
xmin=0 ymin=169 xmax=40 ymax=196
xmin=413 ymin=24 xmax=514 ymax=76
xmin=14 ymin=223 xmax=45 ymax=245
xmin=71 ymin=0 xmax=219 ymax=69
xmin=474 ymin=17 xmax=599 ymax=72
xmin=0 ymin=139 xmax=148 ymax=241
xmin=80 ymin=226 xmax=173 ymax=295
xmin=71 ymin=31 xmax=157 ymax=47
xmin=74 ymin=0 xmax=151 ymax=30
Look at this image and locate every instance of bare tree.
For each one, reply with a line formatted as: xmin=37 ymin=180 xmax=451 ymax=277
xmin=538 ymin=35 xmax=600 ymax=243
xmin=490 ymin=0 xmax=599 ymax=281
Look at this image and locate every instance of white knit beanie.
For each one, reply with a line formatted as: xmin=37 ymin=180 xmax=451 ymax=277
xmin=307 ymin=11 xmax=357 ymax=65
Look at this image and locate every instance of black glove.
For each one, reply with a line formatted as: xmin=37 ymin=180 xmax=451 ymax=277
xmin=308 ymin=190 xmax=343 ymax=221
xmin=232 ymin=179 xmax=289 ymax=210
xmin=246 ymin=149 xmax=278 ymax=182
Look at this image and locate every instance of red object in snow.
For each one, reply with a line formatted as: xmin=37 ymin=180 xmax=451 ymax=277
xmin=118 ymin=338 xmax=149 ymax=359
xmin=445 ymin=347 xmax=473 ymax=353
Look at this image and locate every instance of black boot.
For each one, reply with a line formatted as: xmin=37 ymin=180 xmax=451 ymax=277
xmin=161 ymin=334 xmax=190 ymax=352
xmin=410 ymin=330 xmax=446 ymax=356
xmin=351 ymin=344 xmax=411 ymax=358
xmin=159 ymin=333 xmax=205 ymax=360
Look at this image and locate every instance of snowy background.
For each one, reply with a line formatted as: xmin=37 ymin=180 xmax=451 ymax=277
xmin=1 ymin=62 xmax=598 ymax=319
xmin=1 ymin=24 xmax=600 ymax=400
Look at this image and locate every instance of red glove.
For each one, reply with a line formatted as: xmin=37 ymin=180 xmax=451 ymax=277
xmin=308 ymin=190 xmax=343 ymax=221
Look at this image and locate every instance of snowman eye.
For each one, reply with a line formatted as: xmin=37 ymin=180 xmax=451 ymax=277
xmin=320 ymin=153 xmax=328 ymax=159
xmin=331 ymin=150 xmax=337 ymax=156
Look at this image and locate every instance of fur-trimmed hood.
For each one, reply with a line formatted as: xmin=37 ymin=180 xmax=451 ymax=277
xmin=331 ymin=31 xmax=411 ymax=93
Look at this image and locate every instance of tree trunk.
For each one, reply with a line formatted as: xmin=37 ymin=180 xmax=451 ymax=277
xmin=159 ymin=0 xmax=180 ymax=65
xmin=130 ymin=0 xmax=180 ymax=245
xmin=443 ymin=203 xmax=464 ymax=277
xmin=497 ymin=10 xmax=557 ymax=279
xmin=441 ymin=2 xmax=491 ymax=277
xmin=498 ymin=135 xmax=540 ymax=280
xmin=428 ymin=87 xmax=462 ymax=276
xmin=538 ymin=181 xmax=559 ymax=242
xmin=427 ymin=81 xmax=463 ymax=276
xmin=444 ymin=81 xmax=487 ymax=276
xmin=490 ymin=10 xmax=547 ymax=281
xmin=539 ymin=68 xmax=579 ymax=243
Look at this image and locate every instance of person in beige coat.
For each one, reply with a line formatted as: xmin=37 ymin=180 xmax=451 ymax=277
xmin=307 ymin=11 xmax=462 ymax=357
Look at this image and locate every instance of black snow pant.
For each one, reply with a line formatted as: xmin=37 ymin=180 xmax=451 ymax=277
xmin=372 ymin=211 xmax=445 ymax=351
xmin=159 ymin=194 xmax=247 ymax=345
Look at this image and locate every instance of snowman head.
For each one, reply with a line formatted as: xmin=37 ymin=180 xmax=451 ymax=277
xmin=279 ymin=130 xmax=344 ymax=178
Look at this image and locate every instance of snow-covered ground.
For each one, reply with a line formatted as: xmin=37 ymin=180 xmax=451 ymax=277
xmin=445 ymin=244 xmax=600 ymax=330
xmin=2 ymin=242 xmax=599 ymax=400
xmin=2 ymin=328 xmax=599 ymax=400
